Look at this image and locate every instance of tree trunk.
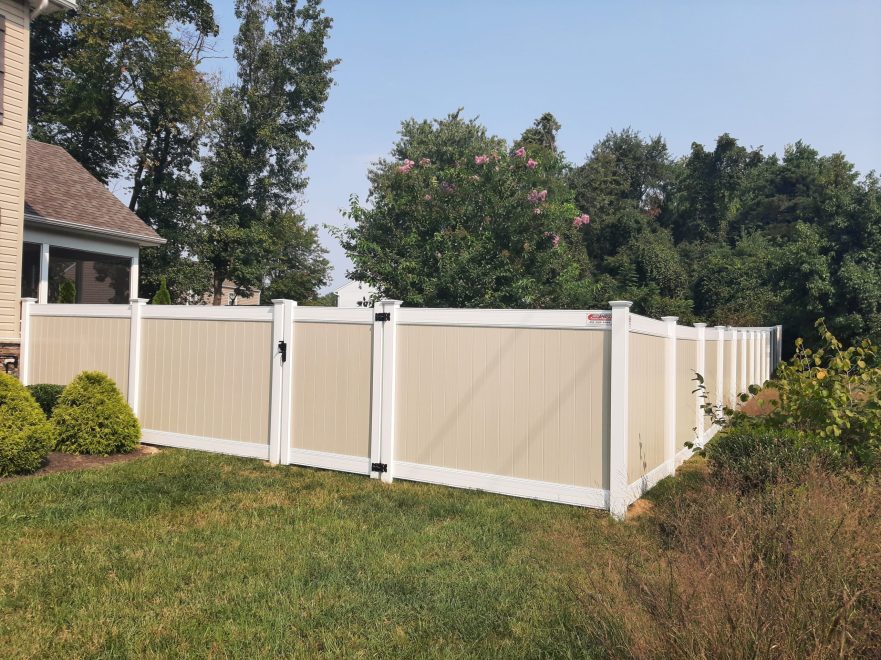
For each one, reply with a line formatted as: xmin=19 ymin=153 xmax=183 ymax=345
xmin=212 ymin=272 xmax=225 ymax=306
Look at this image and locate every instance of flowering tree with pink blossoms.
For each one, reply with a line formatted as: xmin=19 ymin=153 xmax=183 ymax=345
xmin=337 ymin=111 xmax=595 ymax=308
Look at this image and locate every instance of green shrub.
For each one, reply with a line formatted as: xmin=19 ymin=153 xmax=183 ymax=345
xmin=52 ymin=371 xmax=140 ymax=455
xmin=26 ymin=383 xmax=65 ymax=417
xmin=151 ymin=276 xmax=172 ymax=304
xmin=57 ymin=279 xmax=77 ymax=303
xmin=0 ymin=373 xmax=53 ymax=476
xmin=765 ymin=319 xmax=881 ymax=467
xmin=705 ymin=423 xmax=841 ymax=491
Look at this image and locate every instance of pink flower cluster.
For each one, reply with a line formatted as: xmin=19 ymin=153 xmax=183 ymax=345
xmin=573 ymin=213 xmax=590 ymax=227
xmin=475 ymin=155 xmax=489 ymax=165
xmin=544 ymin=231 xmax=561 ymax=247
xmin=397 ymin=159 xmax=415 ymax=174
xmin=526 ymin=159 xmax=537 ymax=169
xmin=514 ymin=146 xmax=526 ymax=158
xmin=527 ymin=189 xmax=548 ymax=205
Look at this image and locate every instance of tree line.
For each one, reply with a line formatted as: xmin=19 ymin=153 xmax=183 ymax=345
xmin=339 ymin=112 xmax=881 ymax=349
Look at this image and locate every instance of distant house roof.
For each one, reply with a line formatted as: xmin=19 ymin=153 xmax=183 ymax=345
xmin=24 ymin=140 xmax=165 ymax=246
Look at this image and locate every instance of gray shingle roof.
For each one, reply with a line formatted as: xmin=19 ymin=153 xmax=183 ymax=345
xmin=25 ymin=140 xmax=164 ymax=245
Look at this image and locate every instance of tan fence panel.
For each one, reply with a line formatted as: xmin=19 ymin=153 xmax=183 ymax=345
xmin=676 ymin=339 xmax=698 ymax=449
xmin=138 ymin=318 xmax=272 ymax=445
xmin=395 ymin=325 xmax=610 ymax=489
xmin=628 ymin=333 xmax=666 ymax=483
xmin=28 ymin=316 xmax=130 ymax=397
xmin=704 ymin=339 xmax=719 ymax=407
xmin=291 ymin=322 xmax=373 ymax=458
xmin=723 ymin=337 xmax=734 ymax=407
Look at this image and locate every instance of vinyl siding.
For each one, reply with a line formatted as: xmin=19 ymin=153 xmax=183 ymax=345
xmin=0 ymin=0 xmax=28 ymax=341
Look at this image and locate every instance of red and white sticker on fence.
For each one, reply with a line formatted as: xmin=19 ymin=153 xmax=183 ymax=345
xmin=586 ymin=312 xmax=612 ymax=327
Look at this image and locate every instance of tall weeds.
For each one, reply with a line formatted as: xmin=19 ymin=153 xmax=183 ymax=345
xmin=579 ymin=466 xmax=881 ymax=659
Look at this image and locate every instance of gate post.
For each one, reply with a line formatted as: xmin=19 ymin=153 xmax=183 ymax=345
xmin=714 ymin=325 xmax=726 ymax=421
xmin=372 ymin=300 xmax=402 ymax=483
xmin=608 ymin=300 xmax=632 ymax=520
xmin=269 ymin=299 xmax=295 ymax=466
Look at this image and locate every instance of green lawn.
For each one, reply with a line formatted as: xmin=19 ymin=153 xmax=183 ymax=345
xmin=0 ymin=449 xmax=646 ymax=658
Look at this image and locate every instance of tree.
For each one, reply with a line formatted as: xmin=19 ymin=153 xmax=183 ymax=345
xmin=198 ymin=0 xmax=337 ymax=305
xmin=260 ymin=213 xmax=331 ymax=302
xmin=337 ymin=111 xmax=592 ymax=308
xmin=151 ymin=276 xmax=172 ymax=304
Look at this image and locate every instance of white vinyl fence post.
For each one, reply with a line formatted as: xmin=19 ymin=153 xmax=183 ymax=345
xmin=694 ymin=323 xmax=706 ymax=445
xmin=739 ymin=329 xmax=748 ymax=399
xmin=280 ymin=300 xmax=295 ymax=466
xmin=269 ymin=299 xmax=295 ymax=466
xmin=369 ymin=303 xmax=385 ymax=480
xmin=127 ymin=298 xmax=148 ymax=415
xmin=608 ymin=300 xmax=632 ymax=520
xmin=727 ymin=326 xmax=737 ymax=409
xmin=661 ymin=316 xmax=678 ymax=474
xmin=750 ymin=331 xmax=758 ymax=390
xmin=775 ymin=324 xmax=783 ymax=372
xmin=377 ymin=299 xmax=402 ymax=484
xmin=714 ymin=325 xmax=725 ymax=420
xmin=19 ymin=298 xmax=36 ymax=385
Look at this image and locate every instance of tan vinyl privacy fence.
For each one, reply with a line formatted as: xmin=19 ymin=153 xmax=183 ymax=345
xmin=20 ymin=298 xmax=782 ymax=518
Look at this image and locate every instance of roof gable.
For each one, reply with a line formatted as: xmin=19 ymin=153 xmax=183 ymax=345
xmin=25 ymin=140 xmax=164 ymax=245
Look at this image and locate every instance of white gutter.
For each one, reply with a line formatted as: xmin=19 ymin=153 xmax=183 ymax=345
xmin=24 ymin=212 xmax=167 ymax=247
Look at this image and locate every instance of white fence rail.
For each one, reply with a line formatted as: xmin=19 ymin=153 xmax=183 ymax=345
xmin=20 ymin=297 xmax=781 ymax=518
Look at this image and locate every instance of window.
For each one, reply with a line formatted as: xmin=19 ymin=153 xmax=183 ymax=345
xmin=20 ymin=242 xmax=39 ymax=299
xmin=48 ymin=247 xmax=131 ymax=304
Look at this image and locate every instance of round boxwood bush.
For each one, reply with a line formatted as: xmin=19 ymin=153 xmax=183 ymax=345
xmin=27 ymin=383 xmax=65 ymax=417
xmin=52 ymin=371 xmax=141 ymax=455
xmin=0 ymin=372 xmax=53 ymax=476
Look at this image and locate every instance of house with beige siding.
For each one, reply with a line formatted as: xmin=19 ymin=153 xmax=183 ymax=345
xmin=0 ymin=0 xmax=165 ymax=370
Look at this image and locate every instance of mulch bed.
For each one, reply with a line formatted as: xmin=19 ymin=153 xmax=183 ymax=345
xmin=1 ymin=445 xmax=159 ymax=482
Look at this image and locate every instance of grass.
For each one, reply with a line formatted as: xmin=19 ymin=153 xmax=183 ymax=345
xmin=1 ymin=449 xmax=878 ymax=658
xmin=0 ymin=449 xmax=637 ymax=658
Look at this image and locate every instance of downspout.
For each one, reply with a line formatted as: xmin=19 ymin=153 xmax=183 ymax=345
xmin=30 ymin=0 xmax=50 ymax=20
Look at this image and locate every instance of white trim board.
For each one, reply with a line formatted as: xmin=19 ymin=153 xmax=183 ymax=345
xmin=141 ymin=306 xmax=273 ymax=322
xmin=287 ymin=447 xmax=372 ymax=475
xmin=30 ymin=304 xmax=131 ymax=318
xmin=396 ymin=307 xmax=613 ymax=330
xmin=141 ymin=429 xmax=270 ymax=460
xmin=394 ymin=461 xmax=609 ymax=509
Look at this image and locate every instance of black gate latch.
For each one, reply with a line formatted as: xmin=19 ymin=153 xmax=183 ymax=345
xmin=371 ymin=462 xmax=388 ymax=473
xmin=278 ymin=340 xmax=287 ymax=363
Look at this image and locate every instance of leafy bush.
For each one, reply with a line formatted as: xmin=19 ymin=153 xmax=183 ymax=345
xmin=26 ymin=383 xmax=65 ymax=417
xmin=766 ymin=319 xmax=881 ymax=466
xmin=52 ymin=371 xmax=140 ymax=455
xmin=151 ymin=276 xmax=172 ymax=304
xmin=57 ymin=279 xmax=77 ymax=303
xmin=0 ymin=373 xmax=53 ymax=476
xmin=705 ymin=424 xmax=841 ymax=491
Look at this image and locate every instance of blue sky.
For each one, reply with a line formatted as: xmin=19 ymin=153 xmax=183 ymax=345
xmin=204 ymin=0 xmax=881 ymax=292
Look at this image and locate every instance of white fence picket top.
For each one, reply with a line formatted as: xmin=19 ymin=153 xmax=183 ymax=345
xmin=19 ymin=297 xmax=781 ymax=519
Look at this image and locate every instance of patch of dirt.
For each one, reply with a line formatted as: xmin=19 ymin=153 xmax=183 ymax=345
xmin=626 ymin=498 xmax=654 ymax=520
xmin=2 ymin=445 xmax=159 ymax=482
xmin=739 ymin=387 xmax=779 ymax=417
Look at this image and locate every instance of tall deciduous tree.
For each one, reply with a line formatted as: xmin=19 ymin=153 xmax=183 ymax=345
xmin=198 ymin=0 xmax=337 ymax=305
xmin=337 ymin=111 xmax=592 ymax=308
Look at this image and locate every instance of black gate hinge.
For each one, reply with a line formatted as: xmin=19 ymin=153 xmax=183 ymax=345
xmin=371 ymin=462 xmax=388 ymax=473
xmin=375 ymin=312 xmax=391 ymax=322
xmin=278 ymin=340 xmax=287 ymax=363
